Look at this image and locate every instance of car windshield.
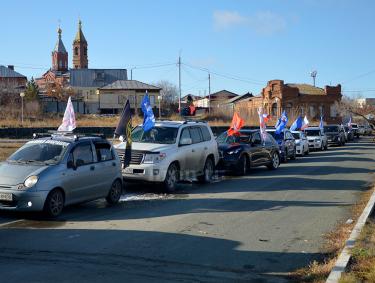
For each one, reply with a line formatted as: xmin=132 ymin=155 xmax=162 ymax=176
xmin=7 ymin=140 xmax=69 ymax=164
xmin=292 ymin=133 xmax=301 ymax=139
xmin=132 ymin=126 xmax=178 ymax=144
xmin=324 ymin=126 xmax=339 ymax=132
xmin=305 ymin=130 xmax=321 ymax=136
xmin=267 ymin=131 xmax=283 ymax=140
xmin=216 ymin=131 xmax=251 ymax=144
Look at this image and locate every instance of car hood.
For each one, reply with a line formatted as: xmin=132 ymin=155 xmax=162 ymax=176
xmin=0 ymin=162 xmax=48 ymax=186
xmin=218 ymin=143 xmax=242 ymax=151
xmin=325 ymin=132 xmax=339 ymax=135
xmin=114 ymin=142 xmax=175 ymax=153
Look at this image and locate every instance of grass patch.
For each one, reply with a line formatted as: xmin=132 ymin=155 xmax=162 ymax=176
xmin=290 ymin=187 xmax=375 ymax=283
xmin=339 ymin=218 xmax=375 ymax=283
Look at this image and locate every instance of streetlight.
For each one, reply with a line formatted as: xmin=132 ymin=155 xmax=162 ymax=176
xmin=158 ymin=95 xmax=162 ymax=118
xmin=20 ymin=92 xmax=25 ymax=125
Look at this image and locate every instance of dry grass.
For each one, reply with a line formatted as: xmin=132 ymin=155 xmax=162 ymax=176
xmin=290 ymin=187 xmax=375 ymax=283
xmin=339 ymin=218 xmax=375 ymax=283
xmin=0 ymin=143 xmax=25 ymax=161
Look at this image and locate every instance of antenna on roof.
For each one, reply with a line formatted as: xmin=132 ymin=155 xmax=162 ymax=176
xmin=310 ymin=70 xmax=317 ymax=87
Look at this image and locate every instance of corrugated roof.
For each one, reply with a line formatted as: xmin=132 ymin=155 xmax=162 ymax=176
xmin=286 ymin=83 xmax=325 ymax=95
xmin=100 ymin=80 xmax=161 ymax=90
xmin=226 ymin=92 xmax=254 ymax=104
xmin=206 ymin=89 xmax=239 ymax=99
xmin=69 ymin=69 xmax=128 ymax=87
xmin=0 ymin=65 xmax=26 ymax=78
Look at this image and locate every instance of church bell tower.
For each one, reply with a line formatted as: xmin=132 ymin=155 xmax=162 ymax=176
xmin=72 ymin=20 xmax=88 ymax=69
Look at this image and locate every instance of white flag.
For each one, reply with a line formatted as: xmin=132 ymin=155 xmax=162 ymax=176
xmin=58 ymin=97 xmax=76 ymax=131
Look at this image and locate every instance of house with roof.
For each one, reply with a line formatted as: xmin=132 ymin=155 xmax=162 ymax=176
xmin=194 ymin=90 xmax=239 ymax=109
xmin=98 ymin=80 xmax=161 ymax=114
xmin=234 ymin=80 xmax=342 ymax=123
xmin=0 ymin=65 xmax=27 ymax=103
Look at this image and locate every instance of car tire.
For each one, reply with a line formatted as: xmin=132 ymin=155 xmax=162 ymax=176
xmin=267 ymin=152 xmax=280 ymax=170
xmin=306 ymin=146 xmax=310 ymax=155
xmin=290 ymin=148 xmax=296 ymax=160
xmin=324 ymin=143 xmax=328 ymax=150
xmin=198 ymin=157 xmax=214 ymax=183
xmin=320 ymin=144 xmax=324 ymax=151
xmin=106 ymin=179 xmax=122 ymax=205
xmin=164 ymin=163 xmax=180 ymax=193
xmin=235 ymin=155 xmax=248 ymax=176
xmin=44 ymin=189 xmax=64 ymax=218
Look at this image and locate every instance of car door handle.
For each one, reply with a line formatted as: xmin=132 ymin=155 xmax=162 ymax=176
xmin=112 ymin=162 xmax=116 ymax=167
xmin=204 ymin=147 xmax=208 ymax=150
xmin=192 ymin=149 xmax=195 ymax=152
xmin=90 ymin=165 xmax=95 ymax=171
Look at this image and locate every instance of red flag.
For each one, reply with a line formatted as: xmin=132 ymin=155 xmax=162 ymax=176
xmin=228 ymin=112 xmax=244 ymax=136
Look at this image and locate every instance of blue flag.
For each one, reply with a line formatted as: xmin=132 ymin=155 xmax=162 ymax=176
xmin=275 ymin=110 xmax=288 ymax=134
xmin=290 ymin=116 xmax=302 ymax=131
xmin=319 ymin=116 xmax=324 ymax=129
xmin=141 ymin=91 xmax=155 ymax=132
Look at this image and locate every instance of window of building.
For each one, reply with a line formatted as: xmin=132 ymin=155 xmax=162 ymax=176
xmin=271 ymin=103 xmax=278 ymax=116
xmin=84 ymin=47 xmax=87 ymax=56
xmin=150 ymin=95 xmax=155 ymax=106
xmin=309 ymin=106 xmax=316 ymax=118
xmin=330 ymin=104 xmax=337 ymax=118
xmin=75 ymin=47 xmax=79 ymax=56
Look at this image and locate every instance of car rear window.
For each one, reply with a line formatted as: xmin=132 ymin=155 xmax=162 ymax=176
xmin=189 ymin=127 xmax=203 ymax=144
xmin=200 ymin=126 xmax=211 ymax=141
xmin=94 ymin=142 xmax=114 ymax=162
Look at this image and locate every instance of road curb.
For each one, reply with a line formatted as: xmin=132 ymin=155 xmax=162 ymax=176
xmin=326 ymin=186 xmax=375 ymax=283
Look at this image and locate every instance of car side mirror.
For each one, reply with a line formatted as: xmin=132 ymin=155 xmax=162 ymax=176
xmin=67 ymin=160 xmax=76 ymax=170
xmin=179 ymin=138 xmax=192 ymax=146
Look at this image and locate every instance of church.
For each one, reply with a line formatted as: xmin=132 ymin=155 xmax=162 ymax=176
xmin=36 ymin=21 xmax=159 ymax=114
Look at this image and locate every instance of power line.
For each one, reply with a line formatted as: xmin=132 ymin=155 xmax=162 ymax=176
xmin=183 ymin=62 xmax=265 ymax=85
xmin=342 ymin=69 xmax=375 ymax=84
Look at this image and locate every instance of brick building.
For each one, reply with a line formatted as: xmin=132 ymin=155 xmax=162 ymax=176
xmin=235 ymin=80 xmax=342 ymax=123
xmin=0 ymin=65 xmax=27 ymax=103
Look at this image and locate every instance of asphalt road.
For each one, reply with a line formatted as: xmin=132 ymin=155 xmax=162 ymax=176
xmin=0 ymin=137 xmax=374 ymax=283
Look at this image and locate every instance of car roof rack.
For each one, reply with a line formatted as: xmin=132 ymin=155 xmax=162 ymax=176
xmin=33 ymin=131 xmax=107 ymax=141
xmin=183 ymin=119 xmax=207 ymax=124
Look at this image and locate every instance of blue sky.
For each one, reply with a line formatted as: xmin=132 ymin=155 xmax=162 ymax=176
xmin=1 ymin=0 xmax=375 ymax=97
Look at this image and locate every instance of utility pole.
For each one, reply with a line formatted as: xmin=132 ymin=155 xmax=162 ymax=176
xmin=208 ymin=72 xmax=211 ymax=114
xmin=178 ymin=56 xmax=181 ymax=114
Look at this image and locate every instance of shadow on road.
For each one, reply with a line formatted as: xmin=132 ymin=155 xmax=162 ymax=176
xmin=0 ymin=228 xmax=324 ymax=282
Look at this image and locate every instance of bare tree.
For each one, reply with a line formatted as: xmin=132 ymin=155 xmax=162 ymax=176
xmin=336 ymin=96 xmax=375 ymax=127
xmin=154 ymin=80 xmax=179 ymax=114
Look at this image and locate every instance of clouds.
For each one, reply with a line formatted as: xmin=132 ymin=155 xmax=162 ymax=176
xmin=213 ymin=10 xmax=287 ymax=35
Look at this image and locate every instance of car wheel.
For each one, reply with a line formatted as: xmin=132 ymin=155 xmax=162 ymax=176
xmin=164 ymin=163 xmax=179 ymax=192
xmin=324 ymin=143 xmax=328 ymax=150
xmin=290 ymin=147 xmax=296 ymax=160
xmin=106 ymin=179 xmax=122 ymax=205
xmin=198 ymin=157 xmax=214 ymax=183
xmin=44 ymin=189 xmax=64 ymax=218
xmin=306 ymin=147 xmax=310 ymax=155
xmin=235 ymin=155 xmax=248 ymax=176
xmin=267 ymin=152 xmax=280 ymax=170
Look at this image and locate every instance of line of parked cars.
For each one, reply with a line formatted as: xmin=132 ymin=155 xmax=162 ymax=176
xmin=0 ymin=120 xmax=369 ymax=217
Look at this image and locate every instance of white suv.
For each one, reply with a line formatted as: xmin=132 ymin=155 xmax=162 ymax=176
xmin=304 ymin=127 xmax=328 ymax=151
xmin=114 ymin=121 xmax=219 ymax=192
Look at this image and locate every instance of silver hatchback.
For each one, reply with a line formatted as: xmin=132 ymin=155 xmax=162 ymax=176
xmin=0 ymin=134 xmax=123 ymax=217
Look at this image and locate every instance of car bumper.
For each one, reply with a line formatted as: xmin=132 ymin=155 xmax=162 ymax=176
xmin=308 ymin=142 xmax=321 ymax=149
xmin=122 ymin=163 xmax=169 ymax=183
xmin=0 ymin=189 xmax=47 ymax=211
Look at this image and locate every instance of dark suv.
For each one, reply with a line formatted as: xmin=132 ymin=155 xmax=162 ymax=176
xmin=266 ymin=128 xmax=297 ymax=163
xmin=324 ymin=125 xmax=346 ymax=146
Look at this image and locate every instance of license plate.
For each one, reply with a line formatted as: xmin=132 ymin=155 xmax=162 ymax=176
xmin=122 ymin=167 xmax=133 ymax=174
xmin=0 ymin=193 xmax=13 ymax=201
